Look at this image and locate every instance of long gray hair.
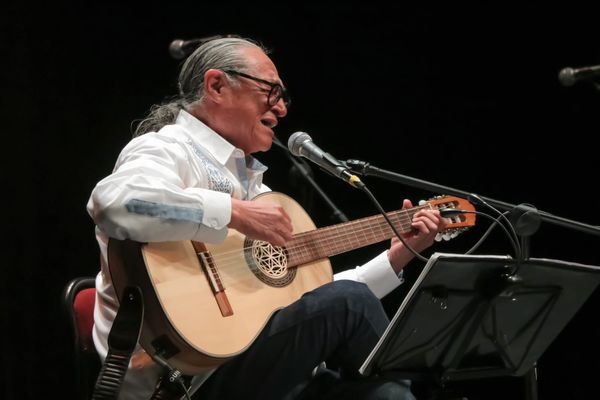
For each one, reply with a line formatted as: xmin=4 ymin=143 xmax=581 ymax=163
xmin=133 ymin=36 xmax=268 ymax=137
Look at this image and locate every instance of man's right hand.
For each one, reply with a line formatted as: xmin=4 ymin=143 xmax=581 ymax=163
xmin=228 ymin=198 xmax=293 ymax=247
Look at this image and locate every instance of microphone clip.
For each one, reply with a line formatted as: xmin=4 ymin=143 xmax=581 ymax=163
xmin=345 ymin=159 xmax=371 ymax=176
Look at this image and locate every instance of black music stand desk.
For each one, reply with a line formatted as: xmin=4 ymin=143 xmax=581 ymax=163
xmin=360 ymin=253 xmax=600 ymax=387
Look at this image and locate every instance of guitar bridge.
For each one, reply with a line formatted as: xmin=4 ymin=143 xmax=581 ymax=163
xmin=192 ymin=241 xmax=233 ymax=317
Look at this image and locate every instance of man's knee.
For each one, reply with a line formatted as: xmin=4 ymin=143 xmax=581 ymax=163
xmin=329 ymin=280 xmax=382 ymax=313
xmin=315 ymin=280 xmax=389 ymax=337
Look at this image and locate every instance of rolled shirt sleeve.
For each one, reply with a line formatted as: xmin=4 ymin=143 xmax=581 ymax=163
xmin=87 ymin=133 xmax=233 ymax=244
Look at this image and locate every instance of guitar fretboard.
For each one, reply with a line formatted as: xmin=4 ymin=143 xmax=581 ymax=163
xmin=286 ymin=205 xmax=429 ymax=266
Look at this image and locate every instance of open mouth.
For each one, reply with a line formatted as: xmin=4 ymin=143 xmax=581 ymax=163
xmin=261 ymin=119 xmax=277 ymax=129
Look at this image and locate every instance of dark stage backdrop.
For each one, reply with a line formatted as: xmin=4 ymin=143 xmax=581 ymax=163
xmin=3 ymin=3 xmax=599 ymax=400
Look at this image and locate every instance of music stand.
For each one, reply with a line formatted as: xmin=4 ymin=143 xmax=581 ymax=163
xmin=360 ymin=253 xmax=600 ymax=389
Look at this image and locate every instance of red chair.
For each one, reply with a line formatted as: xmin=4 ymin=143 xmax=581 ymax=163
xmin=62 ymin=277 xmax=100 ymax=400
xmin=63 ymin=277 xmax=180 ymax=399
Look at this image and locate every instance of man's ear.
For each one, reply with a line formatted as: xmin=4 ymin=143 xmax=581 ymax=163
xmin=203 ymin=69 xmax=228 ymax=103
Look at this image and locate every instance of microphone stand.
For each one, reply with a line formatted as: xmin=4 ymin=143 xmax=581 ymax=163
xmin=345 ymin=159 xmax=600 ymax=239
xmin=273 ymin=137 xmax=349 ymax=222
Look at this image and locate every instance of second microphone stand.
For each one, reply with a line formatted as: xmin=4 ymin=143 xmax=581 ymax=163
xmin=273 ymin=137 xmax=349 ymax=222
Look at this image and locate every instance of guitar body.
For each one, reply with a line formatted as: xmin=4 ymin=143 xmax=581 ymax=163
xmin=108 ymin=192 xmax=333 ymax=374
xmin=108 ymin=191 xmax=474 ymax=373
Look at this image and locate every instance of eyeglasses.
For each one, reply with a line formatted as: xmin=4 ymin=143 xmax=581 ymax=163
xmin=222 ymin=69 xmax=291 ymax=108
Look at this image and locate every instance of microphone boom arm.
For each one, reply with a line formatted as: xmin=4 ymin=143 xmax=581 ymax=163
xmin=345 ymin=159 xmax=600 ymax=237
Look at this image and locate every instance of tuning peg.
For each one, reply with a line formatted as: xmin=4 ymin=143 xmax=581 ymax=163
xmin=435 ymin=232 xmax=450 ymax=241
xmin=435 ymin=229 xmax=461 ymax=242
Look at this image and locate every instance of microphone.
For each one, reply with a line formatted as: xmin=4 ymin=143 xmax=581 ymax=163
xmin=558 ymin=64 xmax=600 ymax=87
xmin=168 ymin=38 xmax=205 ymax=60
xmin=169 ymin=35 xmax=239 ymax=60
xmin=288 ymin=132 xmax=363 ymax=188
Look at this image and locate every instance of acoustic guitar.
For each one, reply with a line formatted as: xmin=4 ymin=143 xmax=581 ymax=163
xmin=108 ymin=192 xmax=475 ymax=373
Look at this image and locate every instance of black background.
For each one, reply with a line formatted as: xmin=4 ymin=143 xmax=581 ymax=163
xmin=3 ymin=2 xmax=599 ymax=399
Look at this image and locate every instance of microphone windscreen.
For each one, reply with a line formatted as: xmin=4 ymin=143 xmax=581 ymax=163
xmin=288 ymin=132 xmax=311 ymax=156
xmin=558 ymin=67 xmax=575 ymax=87
xmin=169 ymin=39 xmax=187 ymax=60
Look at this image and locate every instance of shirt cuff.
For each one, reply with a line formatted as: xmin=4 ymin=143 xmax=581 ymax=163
xmin=334 ymin=250 xmax=404 ymax=299
xmin=188 ymin=189 xmax=231 ymax=243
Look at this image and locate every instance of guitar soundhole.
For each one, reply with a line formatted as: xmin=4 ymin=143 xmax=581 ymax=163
xmin=244 ymin=238 xmax=296 ymax=287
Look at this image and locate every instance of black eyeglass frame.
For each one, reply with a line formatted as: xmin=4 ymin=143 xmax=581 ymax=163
xmin=222 ymin=69 xmax=291 ymax=108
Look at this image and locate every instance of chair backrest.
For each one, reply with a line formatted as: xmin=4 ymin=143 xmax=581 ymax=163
xmin=62 ymin=276 xmax=100 ymax=400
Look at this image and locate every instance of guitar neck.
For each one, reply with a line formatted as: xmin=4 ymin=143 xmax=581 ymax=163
xmin=287 ymin=205 xmax=428 ymax=266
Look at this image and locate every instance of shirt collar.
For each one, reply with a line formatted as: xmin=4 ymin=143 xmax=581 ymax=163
xmin=175 ymin=109 xmax=267 ymax=174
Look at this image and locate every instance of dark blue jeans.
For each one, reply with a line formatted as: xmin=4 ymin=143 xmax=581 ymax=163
xmin=193 ymin=280 xmax=415 ymax=400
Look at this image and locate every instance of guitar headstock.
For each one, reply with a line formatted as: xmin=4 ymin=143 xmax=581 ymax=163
xmin=425 ymin=195 xmax=476 ymax=241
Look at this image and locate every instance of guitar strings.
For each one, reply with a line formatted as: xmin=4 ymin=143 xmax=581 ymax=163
xmin=209 ymin=207 xmax=419 ymax=264
xmin=191 ymin=206 xmax=433 ymax=283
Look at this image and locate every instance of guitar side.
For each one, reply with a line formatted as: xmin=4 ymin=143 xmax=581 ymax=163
xmin=108 ymin=192 xmax=333 ymax=374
